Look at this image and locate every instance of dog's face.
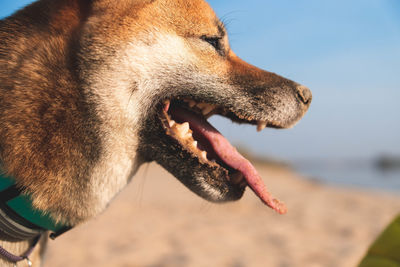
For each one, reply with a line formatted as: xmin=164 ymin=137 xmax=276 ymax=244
xmin=76 ymin=0 xmax=311 ymax=214
xmin=77 ymin=0 xmax=311 ymax=212
xmin=0 ymin=0 xmax=311 ymax=225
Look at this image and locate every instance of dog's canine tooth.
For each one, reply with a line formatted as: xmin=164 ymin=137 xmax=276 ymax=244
xmin=169 ymin=120 xmax=176 ymax=127
xmin=257 ymin=120 xmax=267 ymax=132
xmin=202 ymin=105 xmax=215 ymax=116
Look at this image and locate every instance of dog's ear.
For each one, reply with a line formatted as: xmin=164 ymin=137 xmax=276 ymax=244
xmin=89 ymin=0 xmax=156 ymax=8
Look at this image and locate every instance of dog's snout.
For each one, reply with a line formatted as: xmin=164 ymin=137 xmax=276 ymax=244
xmin=295 ymin=85 xmax=312 ymax=105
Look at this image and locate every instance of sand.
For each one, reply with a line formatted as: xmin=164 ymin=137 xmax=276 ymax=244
xmin=44 ymin=163 xmax=400 ymax=267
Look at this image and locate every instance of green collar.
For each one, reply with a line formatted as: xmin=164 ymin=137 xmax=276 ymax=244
xmin=0 ymin=172 xmax=70 ymax=238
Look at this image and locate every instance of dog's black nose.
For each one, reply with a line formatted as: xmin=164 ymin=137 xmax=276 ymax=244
xmin=296 ymin=85 xmax=312 ymax=105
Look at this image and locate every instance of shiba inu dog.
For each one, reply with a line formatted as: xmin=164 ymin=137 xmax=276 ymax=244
xmin=0 ymin=0 xmax=311 ymax=265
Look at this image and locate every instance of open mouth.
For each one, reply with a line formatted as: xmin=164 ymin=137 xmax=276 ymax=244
xmin=158 ymin=98 xmax=287 ymax=214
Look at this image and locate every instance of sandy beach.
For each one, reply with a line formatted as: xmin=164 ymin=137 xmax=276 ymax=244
xmin=45 ymin=162 xmax=400 ymax=267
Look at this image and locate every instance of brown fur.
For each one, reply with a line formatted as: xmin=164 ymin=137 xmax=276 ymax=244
xmin=0 ymin=0 xmax=101 ymax=223
xmin=0 ymin=0 xmax=311 ymax=265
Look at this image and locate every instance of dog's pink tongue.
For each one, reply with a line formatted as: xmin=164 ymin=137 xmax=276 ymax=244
xmin=170 ymin=106 xmax=287 ymax=214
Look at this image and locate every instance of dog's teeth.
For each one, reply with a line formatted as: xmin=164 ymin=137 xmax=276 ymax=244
xmin=169 ymin=120 xmax=176 ymax=127
xmin=257 ymin=121 xmax=267 ymax=132
xmin=181 ymin=122 xmax=190 ymax=133
xmin=175 ymin=122 xmax=190 ymax=138
xmin=202 ymin=105 xmax=215 ymax=116
xmin=192 ymin=141 xmax=198 ymax=148
xmin=185 ymin=132 xmax=193 ymax=139
xmin=200 ymin=151 xmax=207 ymax=161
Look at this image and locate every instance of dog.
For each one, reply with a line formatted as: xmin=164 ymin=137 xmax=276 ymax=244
xmin=0 ymin=0 xmax=311 ymax=265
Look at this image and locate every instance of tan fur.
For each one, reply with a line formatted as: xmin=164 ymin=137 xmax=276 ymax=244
xmin=0 ymin=0 xmax=311 ymax=265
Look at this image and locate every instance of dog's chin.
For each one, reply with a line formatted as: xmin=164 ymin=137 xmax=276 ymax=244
xmin=151 ymin=135 xmax=247 ymax=203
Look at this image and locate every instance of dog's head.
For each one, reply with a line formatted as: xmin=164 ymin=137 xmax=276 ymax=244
xmin=77 ymin=0 xmax=312 ymax=212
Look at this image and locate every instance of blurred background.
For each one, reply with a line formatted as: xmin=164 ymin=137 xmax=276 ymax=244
xmin=1 ymin=1 xmax=400 ymax=266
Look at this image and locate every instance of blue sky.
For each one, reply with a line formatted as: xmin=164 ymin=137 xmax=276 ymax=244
xmin=1 ymin=1 xmax=399 ymax=161
xmin=210 ymin=0 xmax=400 ymax=161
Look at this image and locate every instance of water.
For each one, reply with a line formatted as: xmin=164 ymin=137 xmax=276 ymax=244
xmin=291 ymin=159 xmax=400 ymax=194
